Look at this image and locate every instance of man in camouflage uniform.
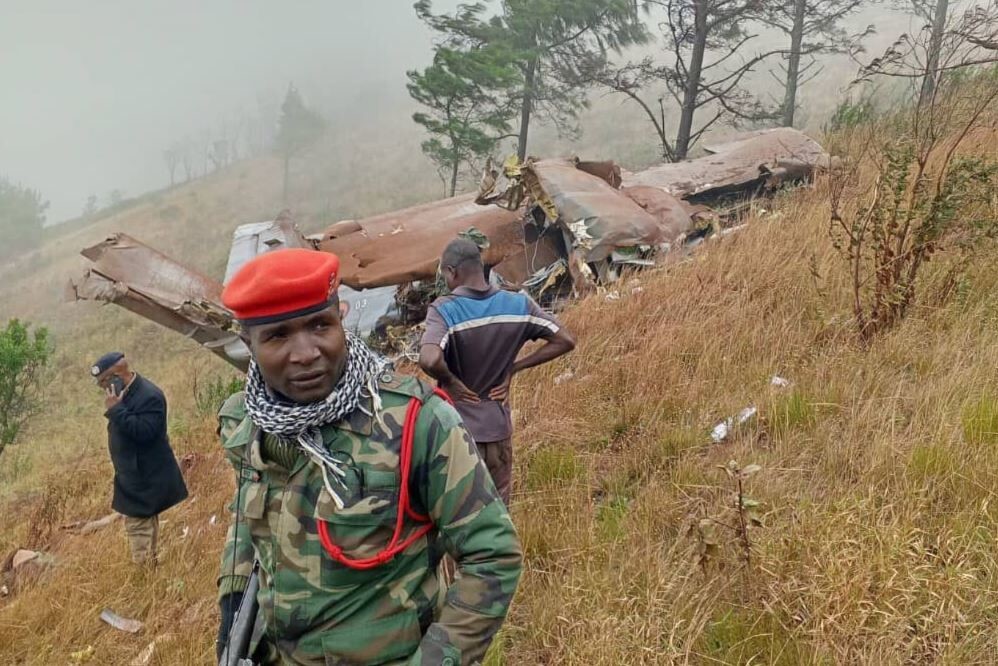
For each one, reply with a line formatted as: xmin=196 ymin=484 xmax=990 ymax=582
xmin=216 ymin=248 xmax=522 ymax=665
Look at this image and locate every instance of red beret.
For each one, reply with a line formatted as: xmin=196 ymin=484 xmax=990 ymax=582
xmin=222 ymin=248 xmax=341 ymax=325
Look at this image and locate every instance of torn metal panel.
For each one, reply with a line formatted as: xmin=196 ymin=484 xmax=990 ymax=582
xmin=68 ymin=233 xmax=247 ymax=371
xmin=223 ymin=218 xmax=313 ymax=284
xmin=620 ymin=186 xmax=694 ymax=241
xmin=624 ymin=128 xmax=833 ymax=201
xmin=318 ymin=194 xmax=523 ymax=290
xmin=339 ymin=285 xmax=398 ymax=336
xmin=69 ymin=219 xmax=339 ymax=371
xmin=490 ymin=221 xmax=566 ymax=289
xmin=522 ymin=159 xmax=689 ymax=262
xmin=573 ymin=158 xmax=622 ymax=189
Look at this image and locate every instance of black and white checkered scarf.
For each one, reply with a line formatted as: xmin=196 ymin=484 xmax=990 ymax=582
xmin=243 ymin=331 xmax=389 ymax=507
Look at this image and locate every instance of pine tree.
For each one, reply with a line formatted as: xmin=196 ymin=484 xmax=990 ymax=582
xmin=767 ymin=0 xmax=872 ymax=127
xmin=276 ymin=84 xmax=326 ymax=203
xmin=0 ymin=177 xmax=47 ymax=259
xmin=416 ymin=0 xmax=648 ymax=160
xmin=408 ymin=45 xmax=519 ymax=196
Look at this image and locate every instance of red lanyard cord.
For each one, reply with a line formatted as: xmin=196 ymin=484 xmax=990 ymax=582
xmin=317 ymin=388 xmax=451 ymax=570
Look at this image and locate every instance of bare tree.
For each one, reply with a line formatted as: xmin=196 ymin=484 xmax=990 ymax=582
xmin=210 ymin=139 xmax=230 ymax=172
xmin=163 ymin=145 xmax=180 ymax=186
xmin=197 ymin=129 xmax=212 ymax=178
xmin=920 ymin=0 xmax=950 ymax=104
xmin=766 ymin=0 xmax=873 ymax=127
xmin=858 ymin=2 xmax=998 ymax=94
xmin=180 ymin=137 xmax=196 ymax=182
xmin=585 ymin=0 xmax=781 ymax=161
xmin=82 ymin=194 xmax=98 ymax=218
xmin=228 ymin=112 xmax=245 ymax=161
xmin=957 ymin=0 xmax=998 ymax=50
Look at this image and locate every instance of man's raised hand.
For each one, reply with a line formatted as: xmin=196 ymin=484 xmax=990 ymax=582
xmin=104 ymin=385 xmax=123 ymax=410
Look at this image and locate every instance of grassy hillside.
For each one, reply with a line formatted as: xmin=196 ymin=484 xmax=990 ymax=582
xmin=2 ymin=96 xmax=997 ymax=665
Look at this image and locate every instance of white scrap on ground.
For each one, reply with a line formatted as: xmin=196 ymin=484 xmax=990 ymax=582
xmin=711 ymin=406 xmax=758 ymax=443
xmin=99 ymin=609 xmax=144 ymax=634
xmin=11 ymin=549 xmax=39 ymax=569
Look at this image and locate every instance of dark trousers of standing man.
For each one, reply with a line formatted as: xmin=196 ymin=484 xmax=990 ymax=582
xmin=475 ymin=438 xmax=512 ymax=504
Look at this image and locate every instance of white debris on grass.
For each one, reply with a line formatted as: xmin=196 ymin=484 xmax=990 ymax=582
xmin=99 ymin=609 xmax=144 ymax=634
xmin=711 ymin=406 xmax=758 ymax=443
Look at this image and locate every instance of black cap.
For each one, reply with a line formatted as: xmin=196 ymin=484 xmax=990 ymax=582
xmin=91 ymin=352 xmax=124 ymax=378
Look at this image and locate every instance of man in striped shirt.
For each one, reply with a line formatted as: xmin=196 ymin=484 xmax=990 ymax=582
xmin=419 ymin=238 xmax=576 ymax=503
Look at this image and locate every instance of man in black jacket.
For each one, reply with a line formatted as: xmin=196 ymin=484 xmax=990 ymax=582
xmin=92 ymin=352 xmax=188 ymax=563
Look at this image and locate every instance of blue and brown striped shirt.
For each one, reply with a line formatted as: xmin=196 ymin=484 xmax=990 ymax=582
xmin=421 ymin=286 xmax=561 ymax=442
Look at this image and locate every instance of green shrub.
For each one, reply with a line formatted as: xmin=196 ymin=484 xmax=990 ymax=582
xmin=962 ymin=396 xmax=998 ymax=446
xmin=827 ymin=96 xmax=875 ymax=133
xmin=595 ymin=494 xmax=629 ymax=541
xmin=525 ymin=447 xmax=583 ymax=490
xmin=768 ymin=390 xmax=816 ymax=439
xmin=193 ymin=373 xmax=244 ymax=416
xmin=0 ymin=319 xmax=52 ymax=456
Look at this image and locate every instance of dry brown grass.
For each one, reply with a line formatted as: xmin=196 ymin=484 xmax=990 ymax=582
xmin=1 ymin=107 xmax=997 ymax=664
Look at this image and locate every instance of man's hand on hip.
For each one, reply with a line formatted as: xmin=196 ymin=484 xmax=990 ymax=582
xmin=488 ymin=375 xmax=511 ymax=402
xmin=441 ymin=377 xmax=480 ymax=404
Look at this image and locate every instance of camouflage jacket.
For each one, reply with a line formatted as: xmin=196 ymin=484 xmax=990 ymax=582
xmin=216 ymin=373 xmax=522 ymax=666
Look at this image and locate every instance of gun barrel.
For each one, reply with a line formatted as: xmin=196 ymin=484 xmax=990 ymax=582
xmin=219 ymin=568 xmax=260 ymax=666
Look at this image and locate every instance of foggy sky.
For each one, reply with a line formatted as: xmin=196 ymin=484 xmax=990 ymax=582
xmin=2 ymin=1 xmax=932 ymax=224
xmin=1 ymin=1 xmax=439 ymax=223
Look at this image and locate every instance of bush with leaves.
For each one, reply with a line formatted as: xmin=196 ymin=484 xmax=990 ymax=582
xmin=826 ymin=94 xmax=877 ymax=133
xmin=0 ymin=319 xmax=52 ymax=457
xmin=691 ymin=460 xmax=763 ymax=572
xmin=829 ymin=61 xmax=998 ymax=342
xmin=193 ymin=371 xmax=244 ymax=417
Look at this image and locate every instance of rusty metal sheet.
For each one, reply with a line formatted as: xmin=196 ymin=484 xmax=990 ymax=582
xmin=490 ymin=222 xmax=566 ymax=288
xmin=624 ymin=128 xmax=832 ymax=200
xmin=67 ymin=233 xmax=246 ymax=370
xmin=527 ymin=159 xmax=678 ymax=262
xmin=620 ymin=186 xmax=693 ymax=241
xmin=318 ymin=194 xmax=523 ymax=290
xmin=573 ymin=159 xmax=622 ymax=188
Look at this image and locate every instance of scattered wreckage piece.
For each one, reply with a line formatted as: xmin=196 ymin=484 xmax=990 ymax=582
xmin=223 ymin=211 xmax=312 ymax=283
xmin=711 ymin=406 xmax=758 ymax=443
xmin=478 ymin=156 xmax=695 ymax=293
xmin=65 ymin=233 xmax=244 ymax=369
xmin=318 ymin=194 xmax=523 ymax=290
xmin=69 ymin=219 xmax=316 ymax=371
xmin=1 ymin=547 xmax=55 ymax=596
xmin=623 ymin=127 xmax=835 ymax=202
xmin=99 ymin=608 xmax=144 ymax=634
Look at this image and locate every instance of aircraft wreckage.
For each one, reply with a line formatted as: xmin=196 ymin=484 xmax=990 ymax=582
xmin=66 ymin=128 xmax=837 ymax=370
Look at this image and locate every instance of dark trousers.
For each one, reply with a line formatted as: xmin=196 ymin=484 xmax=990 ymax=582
xmin=475 ymin=438 xmax=512 ymax=504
